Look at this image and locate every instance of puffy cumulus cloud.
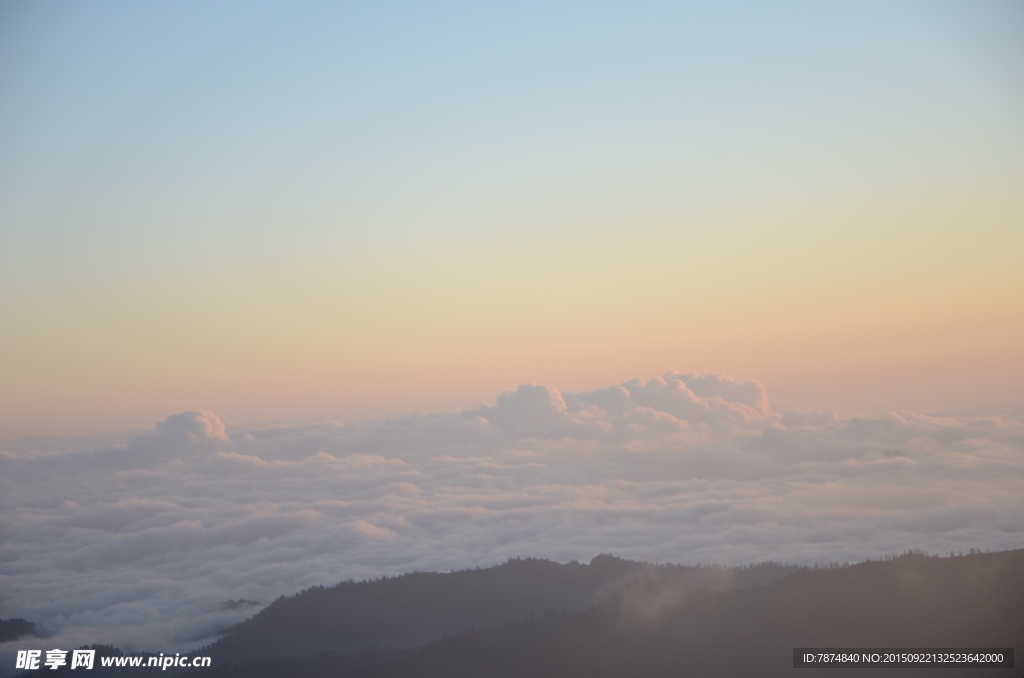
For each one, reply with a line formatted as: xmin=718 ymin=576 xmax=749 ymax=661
xmin=119 ymin=411 xmax=231 ymax=466
xmin=565 ymin=373 xmax=770 ymax=423
xmin=1 ymin=373 xmax=1022 ymax=661
xmin=483 ymin=384 xmax=570 ymax=435
xmin=155 ymin=410 xmax=229 ymax=444
xmin=475 ymin=373 xmax=771 ymax=441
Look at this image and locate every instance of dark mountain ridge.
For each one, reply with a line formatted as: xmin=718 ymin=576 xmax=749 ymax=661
xmin=189 ymin=549 xmax=1024 ymax=678
xmin=207 ymin=554 xmax=800 ymax=660
xmin=0 ymin=618 xmax=37 ymax=643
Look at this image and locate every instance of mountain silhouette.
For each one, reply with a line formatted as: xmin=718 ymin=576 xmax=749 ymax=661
xmin=189 ymin=549 xmax=1022 ymax=678
xmin=15 ymin=550 xmax=1021 ymax=678
xmin=206 ymin=554 xmax=799 ymax=660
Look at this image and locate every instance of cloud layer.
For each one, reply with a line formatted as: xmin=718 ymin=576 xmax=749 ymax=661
xmin=1 ymin=373 xmax=1022 ymax=660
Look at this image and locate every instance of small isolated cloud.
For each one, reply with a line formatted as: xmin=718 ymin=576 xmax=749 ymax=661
xmin=0 ymin=373 xmax=1021 ymax=659
xmin=156 ymin=410 xmax=229 ymax=444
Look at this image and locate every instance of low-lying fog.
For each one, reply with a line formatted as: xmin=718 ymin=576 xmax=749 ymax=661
xmin=2 ymin=373 xmax=1021 ymax=657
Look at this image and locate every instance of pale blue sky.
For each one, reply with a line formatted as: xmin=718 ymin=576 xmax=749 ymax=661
xmin=3 ymin=1 xmax=1020 ymax=254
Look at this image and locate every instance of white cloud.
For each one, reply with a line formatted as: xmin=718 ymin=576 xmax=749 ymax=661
xmin=1 ymin=373 xmax=1022 ymax=661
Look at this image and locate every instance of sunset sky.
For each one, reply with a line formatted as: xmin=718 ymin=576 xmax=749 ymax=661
xmin=2 ymin=0 xmax=1022 ymax=437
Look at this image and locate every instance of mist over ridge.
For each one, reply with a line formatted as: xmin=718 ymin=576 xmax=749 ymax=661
xmin=206 ymin=553 xmax=801 ymax=661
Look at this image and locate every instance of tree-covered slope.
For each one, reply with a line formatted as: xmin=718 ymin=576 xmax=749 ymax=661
xmin=206 ymin=555 xmax=799 ymax=660
xmin=192 ymin=550 xmax=1023 ymax=678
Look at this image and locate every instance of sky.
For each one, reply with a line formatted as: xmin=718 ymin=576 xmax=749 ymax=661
xmin=1 ymin=1 xmax=1022 ymax=439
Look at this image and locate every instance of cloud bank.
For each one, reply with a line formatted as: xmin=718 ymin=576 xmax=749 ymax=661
xmin=1 ymin=373 xmax=1022 ymax=659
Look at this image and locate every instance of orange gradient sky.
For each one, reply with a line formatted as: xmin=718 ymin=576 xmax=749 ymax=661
xmin=1 ymin=1 xmax=1022 ymax=438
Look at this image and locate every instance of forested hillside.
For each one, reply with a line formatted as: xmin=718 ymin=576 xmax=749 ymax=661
xmin=190 ymin=550 xmax=1023 ymax=678
xmin=207 ymin=554 xmax=799 ymax=660
xmin=17 ymin=551 xmax=1020 ymax=678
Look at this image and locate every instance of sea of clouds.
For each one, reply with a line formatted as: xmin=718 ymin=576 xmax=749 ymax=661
xmin=2 ymin=373 xmax=1023 ymax=661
